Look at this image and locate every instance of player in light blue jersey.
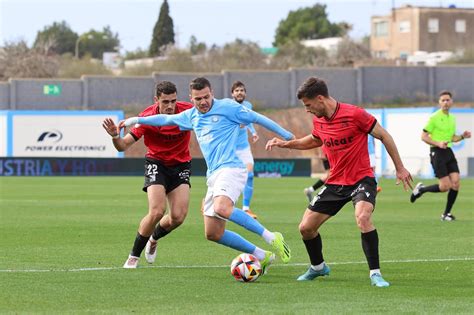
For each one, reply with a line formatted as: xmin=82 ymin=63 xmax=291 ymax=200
xmin=231 ymin=81 xmax=259 ymax=219
xmin=120 ymin=77 xmax=293 ymax=272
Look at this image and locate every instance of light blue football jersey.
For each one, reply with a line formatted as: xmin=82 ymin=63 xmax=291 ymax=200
xmin=136 ymin=98 xmax=293 ymax=177
xmin=234 ymin=100 xmax=256 ymax=150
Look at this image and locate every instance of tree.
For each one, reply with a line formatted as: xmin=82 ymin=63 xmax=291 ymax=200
xmin=441 ymin=48 xmax=474 ymax=64
xmin=220 ymin=39 xmax=266 ymax=69
xmin=58 ymin=54 xmax=112 ymax=78
xmin=155 ymin=47 xmax=196 ymax=72
xmin=270 ymin=40 xmax=329 ymax=69
xmin=189 ymin=35 xmax=207 ymax=55
xmin=124 ymin=48 xmax=149 ymax=60
xmin=149 ymin=0 xmax=175 ymax=56
xmin=335 ymin=38 xmax=371 ymax=67
xmin=78 ymin=26 xmax=120 ymax=59
xmin=195 ymin=39 xmax=267 ymax=72
xmin=33 ymin=21 xmax=78 ymax=55
xmin=0 ymin=41 xmax=59 ymax=80
xmin=273 ymin=4 xmax=348 ymax=47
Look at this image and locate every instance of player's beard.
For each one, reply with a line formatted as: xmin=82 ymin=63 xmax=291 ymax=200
xmin=197 ymin=103 xmax=211 ymax=113
xmin=235 ymin=95 xmax=245 ymax=103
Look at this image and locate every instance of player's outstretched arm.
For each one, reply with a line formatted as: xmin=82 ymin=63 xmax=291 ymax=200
xmin=265 ymin=137 xmax=287 ymax=151
xmin=118 ymin=117 xmax=138 ymax=129
xmin=266 ymin=134 xmax=321 ymax=151
xmin=371 ymin=122 xmax=413 ymax=191
xmin=102 ymin=118 xmax=135 ymax=151
xmin=241 ymin=111 xmax=293 ymax=140
xmin=102 ymin=118 xmax=120 ymax=137
xmin=120 ymin=112 xmax=190 ymax=130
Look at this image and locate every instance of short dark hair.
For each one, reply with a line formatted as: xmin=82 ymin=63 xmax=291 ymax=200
xmin=439 ymin=90 xmax=452 ymax=98
xmin=190 ymin=77 xmax=211 ymax=91
xmin=155 ymin=81 xmax=177 ymax=98
xmin=296 ymin=77 xmax=329 ymax=99
xmin=231 ymin=81 xmax=246 ymax=93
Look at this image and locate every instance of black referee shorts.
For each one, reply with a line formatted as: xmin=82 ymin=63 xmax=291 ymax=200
xmin=308 ymin=176 xmax=377 ymax=216
xmin=143 ymin=158 xmax=191 ymax=194
xmin=430 ymin=147 xmax=459 ymax=178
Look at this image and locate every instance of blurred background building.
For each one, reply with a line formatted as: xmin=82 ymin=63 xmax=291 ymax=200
xmin=371 ymin=5 xmax=474 ymax=60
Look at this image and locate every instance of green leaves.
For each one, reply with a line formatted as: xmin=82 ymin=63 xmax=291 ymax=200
xmin=149 ymin=0 xmax=175 ymax=56
xmin=273 ymin=4 xmax=347 ymax=47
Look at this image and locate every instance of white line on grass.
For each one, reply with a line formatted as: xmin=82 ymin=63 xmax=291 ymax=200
xmin=1 ymin=257 xmax=472 ymax=273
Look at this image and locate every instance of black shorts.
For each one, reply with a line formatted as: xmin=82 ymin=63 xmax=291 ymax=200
xmin=308 ymin=176 xmax=377 ymax=216
xmin=430 ymin=147 xmax=459 ymax=178
xmin=143 ymin=158 xmax=191 ymax=194
xmin=322 ymin=159 xmax=330 ymax=171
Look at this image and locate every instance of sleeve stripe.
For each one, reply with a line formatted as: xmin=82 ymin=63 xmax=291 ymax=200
xmin=129 ymin=131 xmax=139 ymax=141
xmin=368 ymin=119 xmax=377 ymax=134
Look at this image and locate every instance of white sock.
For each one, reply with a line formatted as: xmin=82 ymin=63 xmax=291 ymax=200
xmin=252 ymin=247 xmax=266 ymax=260
xmin=307 ymin=187 xmax=315 ymax=193
xmin=261 ymin=230 xmax=275 ymax=244
xmin=370 ymin=269 xmax=381 ymax=277
xmin=243 ymin=206 xmax=250 ymax=211
xmin=310 ymin=262 xmax=325 ymax=271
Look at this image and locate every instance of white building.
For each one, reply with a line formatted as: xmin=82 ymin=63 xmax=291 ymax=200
xmin=300 ymin=37 xmax=343 ymax=56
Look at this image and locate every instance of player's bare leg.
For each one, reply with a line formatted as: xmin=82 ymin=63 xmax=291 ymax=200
xmin=124 ymin=185 xmax=166 ymax=268
xmin=145 ymin=184 xmax=190 ymax=263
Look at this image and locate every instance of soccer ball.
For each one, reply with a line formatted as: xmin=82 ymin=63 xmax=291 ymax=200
xmin=230 ymin=253 xmax=262 ymax=282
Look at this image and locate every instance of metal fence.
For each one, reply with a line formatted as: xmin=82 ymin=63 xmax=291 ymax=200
xmin=1 ymin=66 xmax=473 ymax=110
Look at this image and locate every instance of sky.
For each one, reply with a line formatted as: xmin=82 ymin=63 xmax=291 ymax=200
xmin=1 ymin=0 xmax=473 ymax=53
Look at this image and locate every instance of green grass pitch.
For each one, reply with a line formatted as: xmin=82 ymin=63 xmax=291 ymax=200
xmin=1 ymin=176 xmax=473 ymax=313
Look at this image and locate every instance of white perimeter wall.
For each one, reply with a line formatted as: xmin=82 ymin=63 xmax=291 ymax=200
xmin=372 ymin=108 xmax=474 ymax=178
xmin=1 ymin=110 xmax=124 ymax=158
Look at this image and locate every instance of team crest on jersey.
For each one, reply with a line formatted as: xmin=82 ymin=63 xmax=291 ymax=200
xmin=211 ymin=116 xmax=219 ymax=122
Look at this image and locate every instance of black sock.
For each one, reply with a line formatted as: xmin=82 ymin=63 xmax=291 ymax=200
xmin=312 ymin=179 xmax=325 ymax=190
xmin=419 ymin=184 xmax=440 ymax=195
xmin=131 ymin=232 xmax=149 ymax=257
xmin=444 ymin=189 xmax=458 ymax=215
xmin=361 ymin=230 xmax=380 ymax=270
xmin=303 ymin=234 xmax=324 ymax=266
xmin=152 ymin=224 xmax=170 ymax=241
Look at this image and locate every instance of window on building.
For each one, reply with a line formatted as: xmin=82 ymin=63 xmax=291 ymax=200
xmin=428 ymin=18 xmax=439 ymax=33
xmin=374 ymin=51 xmax=388 ymax=58
xmin=374 ymin=21 xmax=389 ymax=37
xmin=455 ymin=19 xmax=466 ymax=33
xmin=399 ymin=21 xmax=411 ymax=33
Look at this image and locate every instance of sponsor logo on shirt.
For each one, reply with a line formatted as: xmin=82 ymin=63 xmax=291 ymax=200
xmin=324 ymin=136 xmax=354 ymax=147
